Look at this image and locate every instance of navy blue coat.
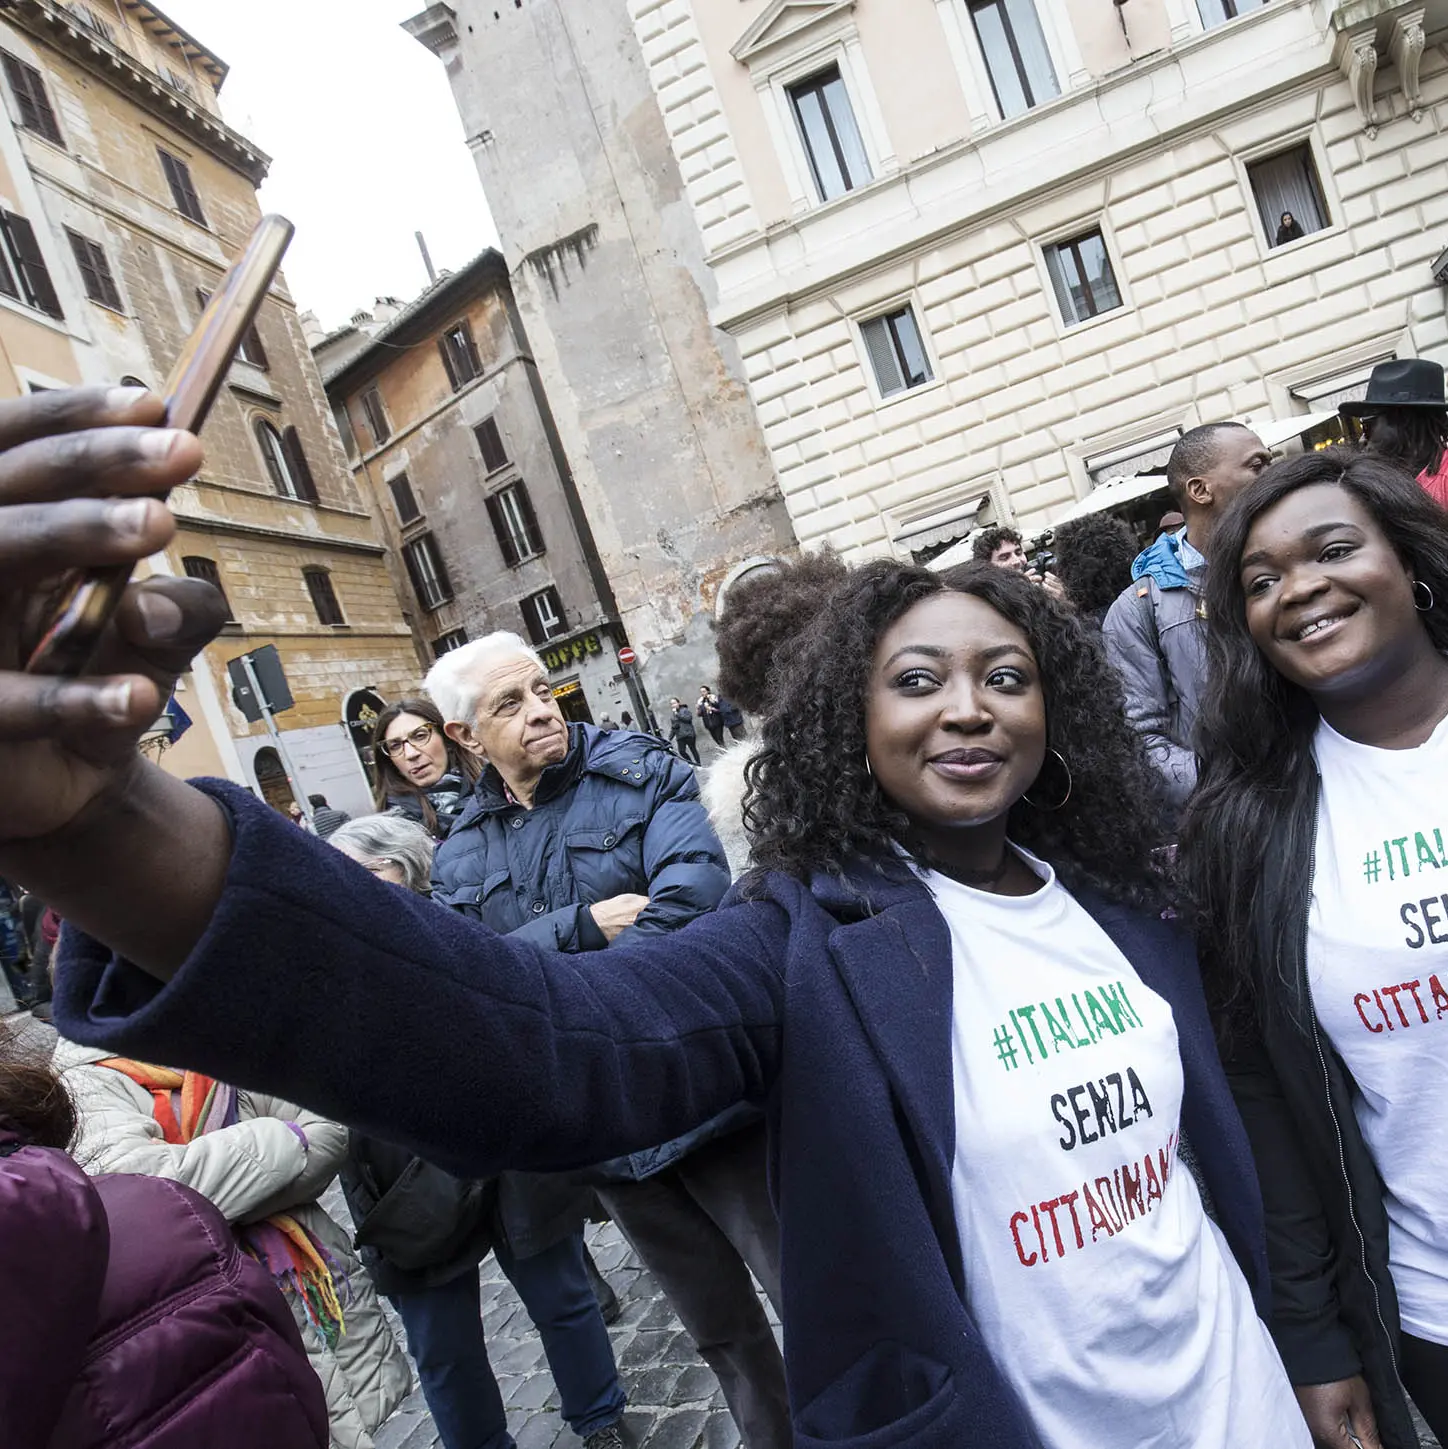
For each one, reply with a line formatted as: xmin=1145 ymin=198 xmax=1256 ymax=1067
xmin=56 ymin=783 xmax=1271 ymax=1449
xmin=433 ymin=724 xmax=729 ymax=954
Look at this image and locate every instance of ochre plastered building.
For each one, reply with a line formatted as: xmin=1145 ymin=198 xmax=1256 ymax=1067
xmin=0 ymin=0 xmax=426 ymax=812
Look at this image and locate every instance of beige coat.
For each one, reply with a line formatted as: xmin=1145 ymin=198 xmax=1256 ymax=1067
xmin=53 ymin=1038 xmax=411 ymax=1449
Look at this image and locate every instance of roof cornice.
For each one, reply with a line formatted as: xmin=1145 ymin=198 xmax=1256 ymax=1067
xmin=2 ymin=0 xmax=269 ymax=183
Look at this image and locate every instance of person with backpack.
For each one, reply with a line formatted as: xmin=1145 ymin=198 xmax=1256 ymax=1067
xmin=1103 ymin=423 xmax=1271 ymax=811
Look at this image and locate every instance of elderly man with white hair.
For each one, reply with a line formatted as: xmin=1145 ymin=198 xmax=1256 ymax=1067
xmin=424 ymin=633 xmax=791 ymax=1449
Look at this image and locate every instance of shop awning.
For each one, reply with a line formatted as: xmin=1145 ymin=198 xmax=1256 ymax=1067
xmin=1054 ymin=473 xmax=1170 ymax=524
xmin=1247 ymin=411 xmax=1343 ymax=449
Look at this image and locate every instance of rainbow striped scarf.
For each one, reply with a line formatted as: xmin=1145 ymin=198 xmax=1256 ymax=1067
xmin=99 ymin=1059 xmax=348 ymax=1348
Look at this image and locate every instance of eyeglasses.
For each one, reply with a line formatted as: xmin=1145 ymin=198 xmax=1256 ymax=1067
xmin=378 ymin=722 xmax=438 ymax=758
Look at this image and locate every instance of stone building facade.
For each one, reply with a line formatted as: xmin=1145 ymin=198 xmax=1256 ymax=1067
xmin=0 ymin=0 xmax=424 ymax=814
xmin=317 ymin=252 xmax=654 ymax=729
xmin=405 ymin=2 xmax=798 ymax=708
xmin=613 ymin=0 xmax=1446 ymax=559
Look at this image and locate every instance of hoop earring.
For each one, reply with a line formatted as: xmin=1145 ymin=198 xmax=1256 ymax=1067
xmin=1023 ymin=749 xmax=1073 ymax=812
xmin=1415 ymin=579 xmax=1435 ymax=613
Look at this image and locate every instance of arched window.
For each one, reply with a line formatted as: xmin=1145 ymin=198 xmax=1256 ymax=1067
xmin=252 ymin=747 xmax=295 ymax=813
xmin=120 ymin=374 xmax=146 ymax=389
xmin=254 ymin=417 xmax=318 ymax=502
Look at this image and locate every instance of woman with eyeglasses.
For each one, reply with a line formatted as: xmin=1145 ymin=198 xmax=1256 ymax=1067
xmin=371 ymin=698 xmax=480 ymax=841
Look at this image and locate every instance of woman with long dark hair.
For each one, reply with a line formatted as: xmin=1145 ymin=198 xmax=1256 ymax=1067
xmin=49 ymin=561 xmax=1310 ymax=1449
xmin=371 ymin=696 xmax=479 ymax=840
xmin=1181 ymin=449 xmax=1448 ymax=1449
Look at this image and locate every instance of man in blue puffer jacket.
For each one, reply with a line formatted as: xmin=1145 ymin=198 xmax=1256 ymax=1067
xmin=426 ymin=634 xmax=791 ymax=1449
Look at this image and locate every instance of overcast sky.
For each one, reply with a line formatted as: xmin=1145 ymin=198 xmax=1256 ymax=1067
xmin=160 ymin=0 xmax=500 ymax=331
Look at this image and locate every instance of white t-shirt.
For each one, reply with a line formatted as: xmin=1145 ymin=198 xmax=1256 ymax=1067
xmin=920 ymin=850 xmax=1307 ymax=1449
xmin=1310 ymin=715 xmax=1448 ymax=1344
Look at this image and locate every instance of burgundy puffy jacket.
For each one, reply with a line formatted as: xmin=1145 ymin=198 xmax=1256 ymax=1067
xmin=0 ymin=1127 xmax=328 ymax=1449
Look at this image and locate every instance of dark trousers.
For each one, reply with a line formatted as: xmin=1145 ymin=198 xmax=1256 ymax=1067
xmin=597 ymin=1125 xmax=791 ymax=1449
xmin=675 ymin=737 xmax=701 ymax=765
xmin=1401 ymin=1331 xmax=1448 ymax=1443
xmin=703 ymin=721 xmax=726 ymax=748
xmin=390 ymin=1230 xmax=625 ymax=1449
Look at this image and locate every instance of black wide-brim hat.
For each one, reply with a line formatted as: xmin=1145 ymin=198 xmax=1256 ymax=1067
xmin=1340 ymin=358 xmax=1447 ymax=417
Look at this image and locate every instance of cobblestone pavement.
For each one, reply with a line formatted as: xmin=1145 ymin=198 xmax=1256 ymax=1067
xmin=9 ymin=1008 xmax=1440 ymax=1449
xmin=359 ymin=1205 xmax=752 ymax=1449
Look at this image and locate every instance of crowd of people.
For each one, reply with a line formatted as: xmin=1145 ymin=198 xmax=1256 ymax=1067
xmin=2 ymin=358 xmax=1448 ymax=1449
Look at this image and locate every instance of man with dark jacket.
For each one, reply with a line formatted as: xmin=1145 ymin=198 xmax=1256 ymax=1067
xmin=425 ymin=633 xmax=791 ymax=1449
xmin=1102 ymin=423 xmax=1270 ymax=809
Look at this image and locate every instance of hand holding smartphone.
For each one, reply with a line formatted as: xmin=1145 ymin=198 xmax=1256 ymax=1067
xmin=24 ymin=213 xmax=294 ymax=676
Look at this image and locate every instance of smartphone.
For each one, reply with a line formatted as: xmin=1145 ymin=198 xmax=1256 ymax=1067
xmin=24 ymin=213 xmax=294 ymax=676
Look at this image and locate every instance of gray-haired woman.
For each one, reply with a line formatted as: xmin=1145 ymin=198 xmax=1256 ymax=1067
xmin=329 ymin=815 xmax=435 ymax=893
xmin=327 ymin=816 xmax=630 ymax=1449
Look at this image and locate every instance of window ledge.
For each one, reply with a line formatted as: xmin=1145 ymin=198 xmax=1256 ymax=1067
xmin=1257 ymin=223 xmax=1343 ymax=265
xmin=0 ymin=291 xmax=70 ymax=335
xmin=87 ymin=298 xmax=128 ymax=316
xmin=508 ymin=549 xmax=547 ymax=568
xmin=1054 ymin=302 xmax=1133 ymax=340
xmin=872 ymin=374 xmax=947 ymax=412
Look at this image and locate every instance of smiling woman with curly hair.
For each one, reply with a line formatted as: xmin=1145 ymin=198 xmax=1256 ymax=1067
xmin=744 ymin=560 xmax=1169 ymax=906
xmin=58 ymin=541 xmax=1313 ymax=1448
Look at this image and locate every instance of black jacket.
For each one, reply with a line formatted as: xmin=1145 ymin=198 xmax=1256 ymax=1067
xmin=668 ymin=706 xmax=696 ymax=744
xmin=1218 ymin=775 xmax=1418 ymax=1449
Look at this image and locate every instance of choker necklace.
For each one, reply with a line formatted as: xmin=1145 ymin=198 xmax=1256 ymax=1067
xmin=949 ymin=851 xmax=1013 ymax=888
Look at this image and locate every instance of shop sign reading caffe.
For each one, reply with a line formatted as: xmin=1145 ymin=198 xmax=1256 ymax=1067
xmin=541 ymin=631 xmax=604 ymax=672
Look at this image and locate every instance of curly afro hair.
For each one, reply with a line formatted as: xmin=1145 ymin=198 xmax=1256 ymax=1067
xmin=743 ymin=559 xmax=1168 ymax=907
xmin=1051 ymin=512 xmax=1140 ymax=617
xmin=971 ymin=525 xmax=1022 ymax=562
xmin=715 ymin=548 xmax=849 ymax=713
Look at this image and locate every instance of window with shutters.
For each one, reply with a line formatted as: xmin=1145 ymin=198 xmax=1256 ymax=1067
xmin=433 ymin=628 xmax=468 ymax=657
xmin=787 ymin=67 xmax=872 ymax=203
xmin=254 ymin=418 xmax=317 ymax=502
xmin=196 ymin=287 xmax=266 ymax=367
xmin=966 ymin=0 xmax=1060 ymax=119
xmin=859 ymin=306 xmax=934 ymax=399
xmin=0 ymin=209 xmax=62 ymax=318
xmin=1043 ymin=228 xmax=1123 ymax=327
xmin=158 ymin=148 xmax=207 ymax=226
xmin=474 ymin=416 xmax=507 ymax=472
xmin=181 ymin=555 xmax=237 ymax=624
xmin=486 ymin=483 xmax=544 ymax=567
xmin=66 ymin=229 xmax=123 ymax=311
xmin=439 ymin=321 xmax=481 ymax=391
xmin=520 ymin=587 xmax=566 ymax=646
xmin=303 ymin=567 xmax=345 ymax=626
xmin=402 ymin=534 xmax=453 ymax=612
xmin=1 ymin=52 xmax=64 ymax=147
xmin=62 ymin=4 xmax=115 ymax=43
xmin=388 ymin=473 xmax=421 ymax=525
xmin=359 ymin=386 xmax=390 ymax=446
xmin=333 ymin=402 xmax=358 ymax=459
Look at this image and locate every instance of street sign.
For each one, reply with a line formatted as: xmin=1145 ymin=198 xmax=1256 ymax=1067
xmin=617 ymin=647 xmax=637 ymax=667
xmin=226 ymin=644 xmax=293 ymax=723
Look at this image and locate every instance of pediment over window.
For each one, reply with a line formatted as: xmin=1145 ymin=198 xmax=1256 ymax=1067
xmin=731 ymin=0 xmax=856 ymax=64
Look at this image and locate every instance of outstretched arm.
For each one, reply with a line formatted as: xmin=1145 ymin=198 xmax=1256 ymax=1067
xmin=55 ymin=783 xmax=787 ymax=1180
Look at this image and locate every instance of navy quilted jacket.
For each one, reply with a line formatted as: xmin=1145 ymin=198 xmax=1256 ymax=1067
xmin=431 ymin=723 xmax=730 ymax=952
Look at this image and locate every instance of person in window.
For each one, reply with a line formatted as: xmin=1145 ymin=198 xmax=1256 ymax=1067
xmin=1275 ymin=211 xmax=1306 ymax=245
xmin=1181 ymin=450 xmax=1448 ymax=1449
xmin=370 ymin=697 xmax=479 ymax=841
xmin=329 ymin=813 xmax=630 ymax=1449
xmin=1102 ymin=423 xmax=1271 ymax=811
xmin=1341 ymin=358 xmax=1448 ymax=508
xmin=667 ymin=697 xmax=701 ymax=765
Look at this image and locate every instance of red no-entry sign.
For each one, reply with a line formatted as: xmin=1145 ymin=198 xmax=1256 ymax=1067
xmin=617 ymin=647 xmax=637 ymax=667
